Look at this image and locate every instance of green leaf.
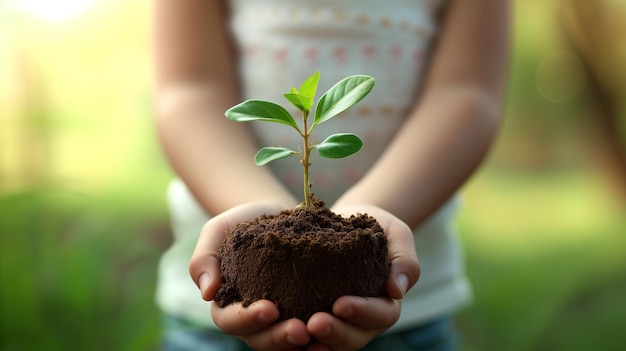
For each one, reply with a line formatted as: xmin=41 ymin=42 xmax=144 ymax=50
xmin=283 ymin=93 xmax=313 ymax=112
xmin=225 ymin=100 xmax=299 ymax=131
xmin=283 ymin=72 xmax=320 ymax=112
xmin=299 ymin=71 xmax=320 ymax=98
xmin=315 ymin=133 xmax=363 ymax=158
xmin=313 ymin=75 xmax=375 ymax=129
xmin=254 ymin=147 xmax=296 ymax=166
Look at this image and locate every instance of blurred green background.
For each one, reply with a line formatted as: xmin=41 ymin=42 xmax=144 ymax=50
xmin=1 ymin=0 xmax=625 ymax=350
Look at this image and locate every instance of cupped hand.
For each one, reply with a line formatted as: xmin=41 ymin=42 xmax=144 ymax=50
xmin=211 ymin=300 xmax=310 ymax=351
xmin=188 ymin=203 xmax=419 ymax=351
xmin=304 ymin=205 xmax=420 ymax=350
xmin=189 ymin=201 xmax=292 ymax=301
xmin=189 ymin=202 xmax=310 ymax=350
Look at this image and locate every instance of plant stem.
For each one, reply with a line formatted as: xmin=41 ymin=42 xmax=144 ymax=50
xmin=301 ymin=111 xmax=312 ymax=207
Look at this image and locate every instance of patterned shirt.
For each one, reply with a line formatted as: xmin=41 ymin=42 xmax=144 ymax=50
xmin=230 ymin=0 xmax=444 ymax=203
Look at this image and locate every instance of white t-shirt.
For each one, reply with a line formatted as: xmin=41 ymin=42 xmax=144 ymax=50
xmin=156 ymin=0 xmax=471 ymax=332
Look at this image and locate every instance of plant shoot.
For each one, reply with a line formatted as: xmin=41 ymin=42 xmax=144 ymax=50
xmin=225 ymin=72 xmax=375 ymax=207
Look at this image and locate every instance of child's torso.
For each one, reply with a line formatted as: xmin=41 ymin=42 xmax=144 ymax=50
xmin=228 ymin=0 xmax=445 ymax=203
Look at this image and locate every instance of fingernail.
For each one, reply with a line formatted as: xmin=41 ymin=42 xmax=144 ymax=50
xmin=396 ymin=274 xmax=409 ymax=296
xmin=199 ymin=273 xmax=210 ymax=293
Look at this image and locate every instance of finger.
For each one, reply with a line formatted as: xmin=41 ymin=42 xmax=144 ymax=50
xmin=332 ymin=295 xmax=401 ymax=330
xmin=213 ymin=301 xmax=309 ymax=350
xmin=307 ymin=312 xmax=378 ymax=351
xmin=241 ymin=318 xmax=310 ymax=351
xmin=211 ymin=299 xmax=279 ymax=335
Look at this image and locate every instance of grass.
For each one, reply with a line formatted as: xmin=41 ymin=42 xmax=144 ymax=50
xmin=456 ymin=168 xmax=626 ymax=351
xmin=0 ymin=186 xmax=170 ymax=351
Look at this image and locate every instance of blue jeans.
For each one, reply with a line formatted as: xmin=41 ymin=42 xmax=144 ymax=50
xmin=162 ymin=315 xmax=459 ymax=351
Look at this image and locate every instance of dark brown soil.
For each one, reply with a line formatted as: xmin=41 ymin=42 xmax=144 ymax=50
xmin=214 ymin=199 xmax=389 ymax=322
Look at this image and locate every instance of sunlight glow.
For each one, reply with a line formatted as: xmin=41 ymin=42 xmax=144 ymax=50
xmin=10 ymin=0 xmax=99 ymax=22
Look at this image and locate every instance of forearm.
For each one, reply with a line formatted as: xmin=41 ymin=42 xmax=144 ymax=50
xmin=334 ymin=0 xmax=510 ymax=228
xmin=153 ymin=0 xmax=297 ymax=215
xmin=334 ymin=87 xmax=501 ymax=229
xmin=155 ymin=86 xmax=298 ymax=216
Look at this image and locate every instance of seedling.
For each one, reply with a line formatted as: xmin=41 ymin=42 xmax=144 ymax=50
xmin=225 ymin=72 xmax=375 ymax=207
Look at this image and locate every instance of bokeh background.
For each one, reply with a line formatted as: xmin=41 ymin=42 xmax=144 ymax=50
xmin=1 ymin=0 xmax=625 ymax=350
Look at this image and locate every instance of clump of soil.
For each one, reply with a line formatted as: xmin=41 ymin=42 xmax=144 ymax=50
xmin=214 ymin=199 xmax=390 ymax=322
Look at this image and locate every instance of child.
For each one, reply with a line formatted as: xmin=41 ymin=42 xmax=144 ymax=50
xmin=153 ymin=0 xmax=510 ymax=350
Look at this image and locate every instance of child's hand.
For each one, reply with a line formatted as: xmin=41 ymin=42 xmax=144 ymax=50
xmin=189 ymin=202 xmax=293 ymax=302
xmin=304 ymin=205 xmax=420 ymax=350
xmin=211 ymin=300 xmax=311 ymax=350
xmin=330 ymin=205 xmax=421 ymax=300
xmin=189 ymin=202 xmax=419 ymax=350
xmin=189 ymin=202 xmax=311 ymax=350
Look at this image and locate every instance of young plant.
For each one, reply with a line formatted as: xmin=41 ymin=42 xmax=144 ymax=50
xmin=225 ymin=72 xmax=375 ymax=207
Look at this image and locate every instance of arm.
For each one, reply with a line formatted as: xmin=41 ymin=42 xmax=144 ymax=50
xmin=154 ymin=1 xmax=308 ymax=349
xmin=153 ymin=0 xmax=297 ymax=216
xmin=334 ymin=0 xmax=511 ymax=229
xmin=309 ymin=0 xmax=511 ymax=349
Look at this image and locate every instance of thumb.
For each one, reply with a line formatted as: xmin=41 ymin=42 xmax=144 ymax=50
xmin=189 ymin=202 xmax=292 ymax=301
xmin=189 ymin=219 xmax=227 ymax=301
xmin=384 ymin=218 xmax=420 ymax=299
